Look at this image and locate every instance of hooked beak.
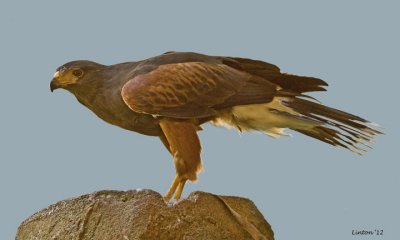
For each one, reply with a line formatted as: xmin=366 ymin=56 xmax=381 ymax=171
xmin=50 ymin=71 xmax=60 ymax=92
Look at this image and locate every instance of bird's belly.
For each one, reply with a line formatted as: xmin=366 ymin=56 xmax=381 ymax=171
xmin=100 ymin=111 xmax=161 ymax=136
xmin=86 ymin=98 xmax=162 ymax=136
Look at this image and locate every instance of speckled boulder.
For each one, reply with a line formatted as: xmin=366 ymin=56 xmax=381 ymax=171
xmin=16 ymin=189 xmax=274 ymax=240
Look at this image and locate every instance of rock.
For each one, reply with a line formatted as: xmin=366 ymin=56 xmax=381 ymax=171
xmin=16 ymin=190 xmax=274 ymax=240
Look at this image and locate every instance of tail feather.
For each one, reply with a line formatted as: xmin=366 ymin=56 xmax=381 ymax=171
xmin=282 ymin=97 xmax=382 ymax=155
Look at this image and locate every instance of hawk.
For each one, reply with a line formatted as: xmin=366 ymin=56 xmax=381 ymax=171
xmin=50 ymin=51 xmax=381 ymax=202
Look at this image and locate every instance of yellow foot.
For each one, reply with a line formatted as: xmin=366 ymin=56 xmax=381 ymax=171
xmin=163 ymin=175 xmax=187 ymax=203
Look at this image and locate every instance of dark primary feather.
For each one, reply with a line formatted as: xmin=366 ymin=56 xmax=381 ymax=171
xmin=222 ymin=57 xmax=328 ymax=93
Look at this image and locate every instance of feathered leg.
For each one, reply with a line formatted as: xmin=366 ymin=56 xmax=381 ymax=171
xmin=159 ymin=118 xmax=202 ymax=202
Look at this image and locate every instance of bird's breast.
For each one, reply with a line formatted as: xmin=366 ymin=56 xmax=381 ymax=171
xmin=77 ymin=88 xmax=162 ymax=136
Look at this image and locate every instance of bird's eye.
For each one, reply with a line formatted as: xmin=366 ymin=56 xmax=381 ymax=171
xmin=72 ymin=69 xmax=83 ymax=77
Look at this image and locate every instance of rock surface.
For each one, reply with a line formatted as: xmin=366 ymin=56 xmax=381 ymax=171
xmin=16 ymin=190 xmax=274 ymax=240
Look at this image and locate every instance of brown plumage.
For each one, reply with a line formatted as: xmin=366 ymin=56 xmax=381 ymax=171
xmin=50 ymin=51 xmax=381 ymax=202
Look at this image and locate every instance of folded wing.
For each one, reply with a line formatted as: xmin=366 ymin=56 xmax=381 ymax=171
xmin=121 ymin=62 xmax=259 ymax=118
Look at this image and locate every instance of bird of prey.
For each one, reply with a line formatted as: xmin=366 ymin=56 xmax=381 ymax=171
xmin=50 ymin=51 xmax=381 ymax=202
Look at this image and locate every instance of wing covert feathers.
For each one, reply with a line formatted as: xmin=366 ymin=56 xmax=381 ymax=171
xmin=121 ymin=62 xmax=250 ymax=118
xmin=159 ymin=119 xmax=202 ymax=181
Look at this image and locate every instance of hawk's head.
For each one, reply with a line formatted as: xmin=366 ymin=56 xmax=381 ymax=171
xmin=50 ymin=60 xmax=104 ymax=92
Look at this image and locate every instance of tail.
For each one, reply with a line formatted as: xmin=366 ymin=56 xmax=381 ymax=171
xmin=281 ymin=97 xmax=382 ymax=155
xmin=217 ymin=57 xmax=382 ymax=154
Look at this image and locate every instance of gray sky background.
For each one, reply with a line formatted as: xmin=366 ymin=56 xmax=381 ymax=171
xmin=1 ymin=1 xmax=398 ymax=239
